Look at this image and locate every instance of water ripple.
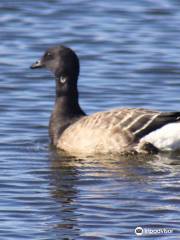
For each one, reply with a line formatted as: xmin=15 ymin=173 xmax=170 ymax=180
xmin=0 ymin=0 xmax=180 ymax=239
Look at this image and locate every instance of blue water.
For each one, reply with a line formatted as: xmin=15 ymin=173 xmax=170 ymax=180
xmin=0 ymin=0 xmax=180 ymax=239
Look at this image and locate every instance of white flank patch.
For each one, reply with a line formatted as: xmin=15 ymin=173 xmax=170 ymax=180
xmin=141 ymin=122 xmax=180 ymax=151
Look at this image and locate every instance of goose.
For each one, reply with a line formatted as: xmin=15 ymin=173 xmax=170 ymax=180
xmin=31 ymin=45 xmax=180 ymax=156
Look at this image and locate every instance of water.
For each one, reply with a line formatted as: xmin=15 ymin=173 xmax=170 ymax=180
xmin=0 ymin=0 xmax=180 ymax=239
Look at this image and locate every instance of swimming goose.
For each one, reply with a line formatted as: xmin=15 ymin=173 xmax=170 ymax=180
xmin=31 ymin=45 xmax=180 ymax=155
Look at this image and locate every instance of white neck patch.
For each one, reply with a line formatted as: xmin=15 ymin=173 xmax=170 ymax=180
xmin=60 ymin=76 xmax=66 ymax=83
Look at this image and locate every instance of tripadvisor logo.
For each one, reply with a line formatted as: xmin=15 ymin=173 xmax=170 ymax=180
xmin=135 ymin=226 xmax=173 ymax=236
xmin=135 ymin=226 xmax=143 ymax=236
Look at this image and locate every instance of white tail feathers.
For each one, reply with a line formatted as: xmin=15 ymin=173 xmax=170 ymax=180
xmin=141 ymin=122 xmax=180 ymax=151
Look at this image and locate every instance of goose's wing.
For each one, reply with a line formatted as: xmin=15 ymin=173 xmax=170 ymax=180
xmin=116 ymin=108 xmax=180 ymax=139
xmin=74 ymin=108 xmax=180 ymax=138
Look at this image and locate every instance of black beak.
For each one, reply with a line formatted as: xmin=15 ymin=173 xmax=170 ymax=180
xmin=30 ymin=59 xmax=44 ymax=69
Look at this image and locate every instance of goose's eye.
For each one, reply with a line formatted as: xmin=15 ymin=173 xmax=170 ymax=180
xmin=60 ymin=76 xmax=66 ymax=83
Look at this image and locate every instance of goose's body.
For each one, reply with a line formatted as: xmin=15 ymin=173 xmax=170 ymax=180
xmin=57 ymin=108 xmax=180 ymax=155
xmin=31 ymin=45 xmax=180 ymax=156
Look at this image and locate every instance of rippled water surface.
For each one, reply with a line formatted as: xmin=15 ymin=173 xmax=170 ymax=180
xmin=0 ymin=0 xmax=180 ymax=239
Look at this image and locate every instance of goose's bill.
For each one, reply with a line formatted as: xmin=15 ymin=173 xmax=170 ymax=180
xmin=30 ymin=59 xmax=44 ymax=69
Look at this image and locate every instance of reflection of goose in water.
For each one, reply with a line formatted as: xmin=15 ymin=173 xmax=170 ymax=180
xmin=49 ymin=150 xmax=80 ymax=238
xmin=49 ymin=148 xmax=180 ymax=238
xmin=31 ymin=45 xmax=180 ymax=156
xmin=50 ymin=148 xmax=180 ymax=184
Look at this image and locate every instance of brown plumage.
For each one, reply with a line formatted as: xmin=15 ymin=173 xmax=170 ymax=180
xmin=57 ymin=108 xmax=180 ymax=155
xmin=31 ymin=45 xmax=180 ymax=156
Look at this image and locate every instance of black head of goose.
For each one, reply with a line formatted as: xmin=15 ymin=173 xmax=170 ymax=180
xmin=31 ymin=45 xmax=180 ymax=155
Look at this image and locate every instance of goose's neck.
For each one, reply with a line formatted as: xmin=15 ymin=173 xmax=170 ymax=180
xmin=55 ymin=93 xmax=83 ymax=116
xmin=55 ymin=82 xmax=84 ymax=118
xmin=49 ymin=77 xmax=85 ymax=145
